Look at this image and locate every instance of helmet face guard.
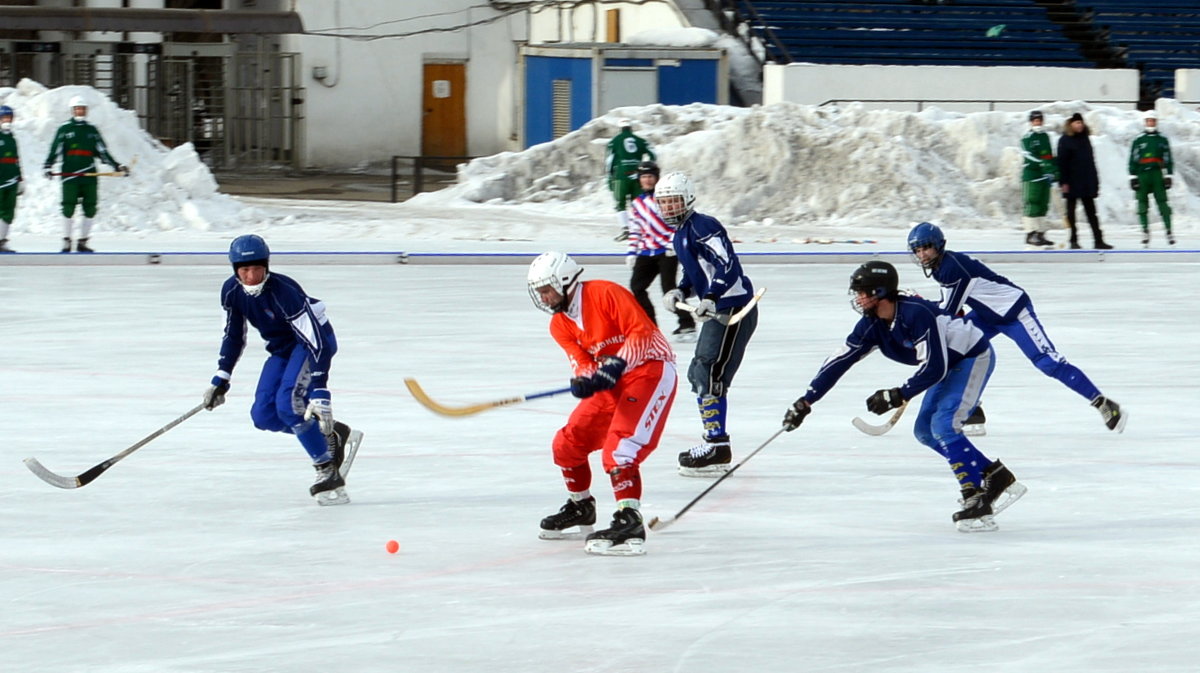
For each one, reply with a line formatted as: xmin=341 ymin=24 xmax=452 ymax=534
xmin=527 ymin=251 xmax=583 ymax=314
xmin=906 ymin=222 xmax=946 ymax=277
xmin=656 ymin=172 xmax=695 ymax=225
xmin=848 ymin=261 xmax=899 ymax=316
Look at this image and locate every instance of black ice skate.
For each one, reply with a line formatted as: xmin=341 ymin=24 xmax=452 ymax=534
xmin=75 ymin=238 xmax=94 ymax=253
xmin=60 ymin=237 xmax=72 ymax=253
xmin=585 ymin=507 xmax=646 ymax=556
xmin=326 ymin=421 xmax=364 ymax=480
xmin=310 ymin=460 xmax=348 ymax=506
xmin=963 ymin=405 xmax=987 ymax=437
xmin=539 ymin=496 xmax=596 ymax=540
xmin=678 ymin=435 xmax=732 ymax=477
xmin=0 ymin=238 xmax=14 ymax=253
xmin=1142 ymin=231 xmax=1151 ymax=248
xmin=1167 ymin=232 xmax=1176 ymax=246
xmin=1091 ymin=396 xmax=1127 ymax=432
xmin=980 ymin=460 xmax=1028 ymax=516
xmin=952 ymin=486 xmax=997 ymax=533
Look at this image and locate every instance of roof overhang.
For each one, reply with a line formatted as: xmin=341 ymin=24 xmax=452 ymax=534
xmin=0 ymin=7 xmax=304 ymax=34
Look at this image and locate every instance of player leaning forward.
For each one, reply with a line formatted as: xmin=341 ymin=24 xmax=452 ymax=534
xmin=529 ymin=252 xmax=677 ymax=555
xmin=781 ymin=261 xmax=1026 ymax=532
xmin=202 ymin=234 xmax=364 ymax=505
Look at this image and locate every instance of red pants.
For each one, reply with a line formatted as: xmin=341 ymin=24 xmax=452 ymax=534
xmin=552 ymin=360 xmax=676 ymax=501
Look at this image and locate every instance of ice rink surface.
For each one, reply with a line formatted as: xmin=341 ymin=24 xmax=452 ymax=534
xmin=2 ymin=253 xmax=1196 ymax=673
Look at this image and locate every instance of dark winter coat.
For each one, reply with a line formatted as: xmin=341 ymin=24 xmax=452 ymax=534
xmin=1056 ymin=126 xmax=1099 ymax=199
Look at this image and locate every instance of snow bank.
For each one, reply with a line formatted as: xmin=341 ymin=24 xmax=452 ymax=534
xmin=0 ymin=79 xmax=254 ymax=234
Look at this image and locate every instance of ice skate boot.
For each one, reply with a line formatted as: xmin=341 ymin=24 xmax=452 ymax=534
xmin=0 ymin=239 xmax=14 ymax=253
xmin=952 ymin=486 xmax=997 ymax=533
xmin=310 ymin=460 xmax=349 ymax=506
xmin=672 ymin=325 xmax=697 ymax=343
xmin=585 ymin=507 xmax=646 ymax=556
xmin=327 ymin=421 xmax=364 ymax=479
xmin=1142 ymin=231 xmax=1151 ymax=248
xmin=60 ymin=237 xmax=72 ymax=253
xmin=75 ymin=238 xmax=94 ymax=253
xmin=678 ymin=435 xmax=732 ymax=477
xmin=1167 ymin=232 xmax=1176 ymax=246
xmin=962 ymin=405 xmax=986 ymax=437
xmin=1091 ymin=396 xmax=1127 ymax=432
xmin=539 ymin=496 xmax=596 ymax=539
xmin=980 ymin=460 xmax=1027 ymax=516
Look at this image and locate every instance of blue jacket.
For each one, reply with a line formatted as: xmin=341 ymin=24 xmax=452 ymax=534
xmin=217 ymin=272 xmax=336 ymax=388
xmin=930 ymin=250 xmax=1030 ymax=325
xmin=672 ymin=211 xmax=754 ymax=309
xmin=802 ymin=295 xmax=989 ymax=404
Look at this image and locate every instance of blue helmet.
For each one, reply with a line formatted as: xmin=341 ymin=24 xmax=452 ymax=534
xmin=0 ymin=105 xmax=13 ymax=119
xmin=907 ymin=222 xmax=945 ymax=276
xmin=229 ymin=234 xmax=270 ymax=270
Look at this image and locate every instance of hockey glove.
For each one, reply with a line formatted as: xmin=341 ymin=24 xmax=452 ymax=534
xmin=17 ymin=181 xmax=24 ymax=195
xmin=663 ymin=288 xmax=686 ymax=314
xmin=570 ymin=356 xmax=627 ymax=399
xmin=44 ymin=168 xmax=52 ymax=179
xmin=304 ymin=389 xmax=335 ymax=434
xmin=694 ymin=295 xmax=719 ymax=321
xmin=866 ymin=387 xmax=904 ymax=415
xmin=203 ymin=374 xmax=230 ymax=410
xmin=119 ymin=164 xmax=129 ymax=175
xmin=782 ymin=398 xmax=812 ymax=432
xmin=1130 ymin=177 xmax=1140 ymax=191
xmin=1165 ymin=176 xmax=1172 ymax=190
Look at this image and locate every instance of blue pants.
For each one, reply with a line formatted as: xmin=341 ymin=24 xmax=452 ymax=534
xmin=251 ymin=342 xmax=334 ymax=464
xmin=913 ymin=345 xmax=995 ymax=489
xmin=970 ymin=305 xmax=1100 ymax=402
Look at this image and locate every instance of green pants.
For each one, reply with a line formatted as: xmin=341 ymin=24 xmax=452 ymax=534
xmin=0 ymin=185 xmax=15 ymax=224
xmin=610 ymin=175 xmax=641 ymax=212
xmin=1135 ymin=170 xmax=1172 ymax=232
xmin=61 ymin=177 xmax=98 ymax=218
xmin=1022 ymin=179 xmax=1051 ymax=217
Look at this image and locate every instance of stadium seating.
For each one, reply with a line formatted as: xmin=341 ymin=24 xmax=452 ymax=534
xmin=1082 ymin=1 xmax=1200 ymax=98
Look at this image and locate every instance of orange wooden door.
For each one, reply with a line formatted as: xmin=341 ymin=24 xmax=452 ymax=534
xmin=421 ymin=62 xmax=467 ymax=159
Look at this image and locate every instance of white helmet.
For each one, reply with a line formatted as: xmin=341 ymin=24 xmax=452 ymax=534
xmin=69 ymin=96 xmax=87 ymax=118
xmin=617 ymin=117 xmax=631 ymax=129
xmin=527 ymin=251 xmax=583 ymax=314
xmin=656 ymin=172 xmax=696 ymax=225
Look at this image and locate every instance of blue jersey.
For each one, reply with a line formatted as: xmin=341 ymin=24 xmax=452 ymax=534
xmin=217 ymin=272 xmax=336 ymax=388
xmin=802 ymin=295 xmax=989 ymax=403
xmin=672 ymin=211 xmax=754 ymax=309
xmin=930 ymin=250 xmax=1030 ymax=324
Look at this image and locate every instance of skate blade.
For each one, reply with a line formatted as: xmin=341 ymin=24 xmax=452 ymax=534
xmin=955 ymin=515 xmax=998 ymax=533
xmin=584 ymin=538 xmax=646 ymax=556
xmin=678 ymin=464 xmax=731 ymax=478
xmin=338 ymin=430 xmax=364 ymax=479
xmin=673 ymin=333 xmax=697 ymax=344
xmin=1111 ymin=409 xmax=1129 ymax=434
xmin=315 ymin=487 xmax=350 ymax=506
xmin=962 ymin=423 xmax=987 ymax=437
xmin=538 ymin=525 xmax=594 ymax=540
xmin=990 ymin=481 xmax=1028 ymax=516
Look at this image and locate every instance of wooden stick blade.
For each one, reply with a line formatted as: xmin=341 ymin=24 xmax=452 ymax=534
xmin=23 ymin=457 xmax=82 ymax=489
xmin=851 ymin=402 xmax=909 ymax=436
xmin=648 ymin=515 xmax=676 ymax=532
xmin=404 ymin=378 xmax=524 ymax=417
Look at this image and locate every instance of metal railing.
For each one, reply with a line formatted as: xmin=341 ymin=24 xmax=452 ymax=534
xmin=389 ymin=155 xmax=476 ymax=203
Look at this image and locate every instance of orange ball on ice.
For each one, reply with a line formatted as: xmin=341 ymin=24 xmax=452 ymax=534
xmin=385 ymin=540 xmax=399 ymax=554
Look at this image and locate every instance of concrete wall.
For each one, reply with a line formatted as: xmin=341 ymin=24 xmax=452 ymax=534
xmin=527 ymin=1 xmax=685 ymax=44
xmin=763 ymin=63 xmax=1142 ymax=112
xmin=1175 ymin=69 xmax=1200 ymax=104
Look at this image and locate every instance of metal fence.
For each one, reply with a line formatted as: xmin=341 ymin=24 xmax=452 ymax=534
xmin=389 ymin=155 xmax=475 ymax=203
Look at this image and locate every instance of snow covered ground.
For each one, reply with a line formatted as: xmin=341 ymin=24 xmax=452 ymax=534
xmin=2 ymin=84 xmax=1198 ymax=672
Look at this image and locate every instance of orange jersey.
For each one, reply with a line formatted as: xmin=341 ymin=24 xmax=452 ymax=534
xmin=549 ymin=280 xmax=675 ymax=376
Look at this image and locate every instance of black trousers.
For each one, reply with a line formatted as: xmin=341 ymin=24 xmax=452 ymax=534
xmin=1064 ymin=195 xmax=1104 ymax=244
xmin=629 ymin=254 xmax=694 ymax=330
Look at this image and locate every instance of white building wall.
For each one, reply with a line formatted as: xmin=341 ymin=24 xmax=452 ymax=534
xmin=763 ymin=63 xmax=1141 ymax=113
xmin=526 ymin=1 xmax=686 ymax=43
xmin=282 ymin=0 xmax=527 ymax=168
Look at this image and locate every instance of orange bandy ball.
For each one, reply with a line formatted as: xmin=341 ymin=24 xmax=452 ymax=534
xmin=385 ymin=540 xmax=399 ymax=554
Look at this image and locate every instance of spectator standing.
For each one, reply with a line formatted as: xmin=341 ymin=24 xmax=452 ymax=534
xmin=625 ymin=160 xmax=696 ymax=341
xmin=605 ymin=118 xmax=655 ymax=242
xmin=1020 ymin=110 xmax=1057 ymax=247
xmin=1128 ymin=110 xmax=1175 ymax=247
xmin=1057 ymin=112 xmax=1111 ymax=250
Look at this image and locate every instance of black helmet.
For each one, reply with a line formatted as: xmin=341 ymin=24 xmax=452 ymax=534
xmin=849 ymin=261 xmax=899 ymax=301
xmin=1028 ymin=110 xmax=1044 ymax=122
xmin=636 ymin=160 xmax=660 ymax=178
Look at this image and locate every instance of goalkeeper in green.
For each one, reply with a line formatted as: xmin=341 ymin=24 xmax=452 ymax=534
xmin=43 ymin=96 xmax=127 ymax=253
xmin=605 ymin=119 xmax=655 ymax=242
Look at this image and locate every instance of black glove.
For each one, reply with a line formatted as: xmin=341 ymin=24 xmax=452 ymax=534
xmin=44 ymin=168 xmax=53 ymax=179
xmin=1164 ymin=176 xmax=1172 ymax=190
xmin=782 ymin=398 xmax=812 ymax=432
xmin=866 ymin=387 xmax=904 ymax=415
xmin=119 ymin=164 xmax=129 ymax=175
xmin=1130 ymin=177 xmax=1140 ymax=191
xmin=570 ymin=356 xmax=627 ymax=399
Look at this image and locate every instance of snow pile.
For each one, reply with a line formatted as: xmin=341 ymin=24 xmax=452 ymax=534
xmin=0 ymin=79 xmax=254 ymax=234
xmin=423 ymin=99 xmax=1200 ymax=232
